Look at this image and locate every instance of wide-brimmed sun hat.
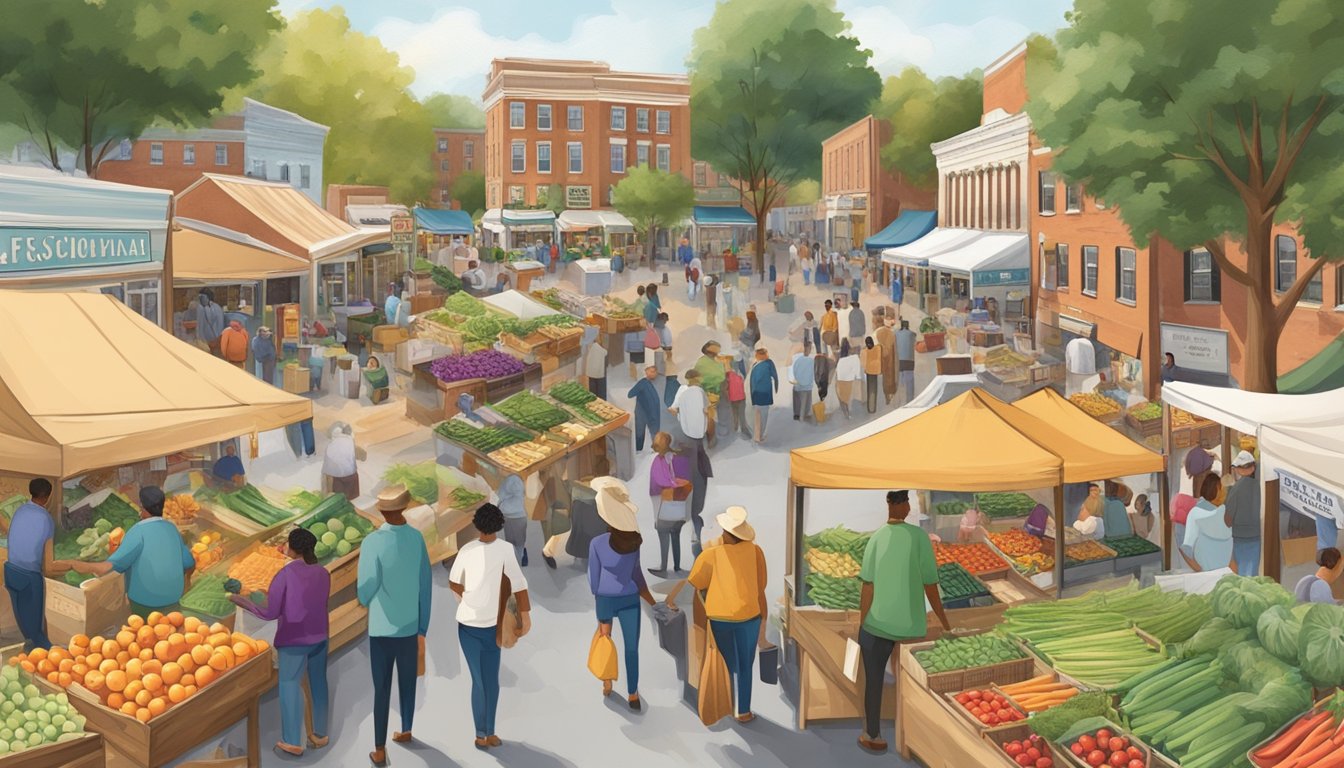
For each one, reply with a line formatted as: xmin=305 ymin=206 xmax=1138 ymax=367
xmin=376 ymin=484 xmax=411 ymax=512
xmin=716 ymin=505 xmax=755 ymax=541
xmin=590 ymin=476 xmax=639 ymax=532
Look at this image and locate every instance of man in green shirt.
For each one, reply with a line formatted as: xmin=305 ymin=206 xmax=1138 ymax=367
xmin=857 ymin=490 xmax=950 ymax=753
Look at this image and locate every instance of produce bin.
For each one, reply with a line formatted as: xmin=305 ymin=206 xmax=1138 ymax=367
xmin=44 ymin=573 xmax=128 ymax=646
xmin=0 ymin=731 xmax=104 ymax=768
xmin=982 ymin=723 xmax=1057 ymax=768
xmin=1056 ymin=717 xmax=1161 ymax=768
xmin=942 ymin=686 xmax=1027 ymax=734
xmin=901 ymin=629 xmax=1036 ymax=695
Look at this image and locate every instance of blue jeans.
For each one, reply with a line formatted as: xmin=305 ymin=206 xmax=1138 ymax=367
xmin=459 ymin=625 xmax=501 ymax=738
xmin=803 ymin=268 xmax=811 ymax=285
xmin=370 ymin=635 xmax=418 ymax=747
xmin=634 ymin=411 xmax=657 ymax=452
xmin=1173 ymin=523 xmax=1186 ymax=564
xmin=1233 ymin=537 xmax=1261 ymax=577
xmin=278 ymin=642 xmax=328 ymax=747
xmin=1318 ymin=513 xmax=1339 ymax=552
xmin=595 ymin=594 xmax=642 ymax=696
xmin=4 ymin=564 xmax=48 ymax=651
xmin=710 ymin=616 xmax=761 ymax=716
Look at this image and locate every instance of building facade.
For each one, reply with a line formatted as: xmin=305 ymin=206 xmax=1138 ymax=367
xmin=98 ymin=99 xmax=328 ymax=205
xmin=482 ymin=58 xmax=691 ymax=212
xmin=821 ymin=115 xmax=934 ymax=254
xmin=432 ymin=128 xmax=484 ymax=209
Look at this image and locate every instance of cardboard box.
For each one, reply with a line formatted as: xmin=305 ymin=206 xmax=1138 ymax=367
xmin=282 ymin=365 xmax=310 ymax=394
xmin=44 ymin=573 xmax=129 ymax=645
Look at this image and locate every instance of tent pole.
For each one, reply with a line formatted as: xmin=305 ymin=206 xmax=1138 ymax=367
xmin=162 ymin=198 xmax=176 ymax=334
xmin=1265 ymin=480 xmax=1281 ymax=582
xmin=1053 ymin=484 xmax=1066 ymax=598
xmin=1161 ymin=401 xmax=1173 ymax=570
xmin=791 ymin=483 xmax=806 ymax=607
xmin=1221 ymin=427 xmax=1232 ymax=475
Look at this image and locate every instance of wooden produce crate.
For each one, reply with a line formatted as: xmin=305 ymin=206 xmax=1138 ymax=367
xmin=595 ymin=312 xmax=644 ymax=334
xmin=942 ymin=686 xmax=1027 ymax=734
xmin=280 ymin=365 xmax=309 ymax=394
xmin=901 ymin=630 xmax=1036 ymax=694
xmin=44 ymin=573 xmax=128 ymax=646
xmin=414 ymin=317 xmax=465 ymax=354
xmin=1125 ymin=413 xmax=1163 ymax=437
xmin=1248 ymin=697 xmax=1333 ymax=768
xmin=1056 ymin=718 xmax=1162 ymax=768
xmin=982 ymin=723 xmax=1057 ymax=768
xmin=521 ymin=361 xmax=542 ymax=391
xmin=499 ymin=331 xmax=550 ymax=358
xmin=484 ymin=370 xmax=526 ymax=403
xmin=0 ymin=732 xmax=104 ymax=768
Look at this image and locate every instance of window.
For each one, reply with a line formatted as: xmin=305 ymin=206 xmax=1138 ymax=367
xmin=440 ymin=188 xmax=450 ymax=204
xmin=656 ymin=110 xmax=670 ymax=134
xmin=694 ymin=163 xmax=707 ymax=187
xmin=1082 ymin=245 xmax=1099 ymax=296
xmin=636 ymin=108 xmax=649 ymax=132
xmin=536 ymin=185 xmax=550 ymax=205
xmin=508 ymin=185 xmax=525 ymax=203
xmin=464 ymin=157 xmax=473 ymax=171
xmin=118 ymin=140 xmax=132 ymax=160
xmin=178 ymin=143 xmax=193 ymax=165
xmin=610 ymin=107 xmax=626 ymax=131
xmin=567 ymin=142 xmax=583 ymax=173
xmin=1184 ymin=248 xmax=1220 ymax=302
xmin=463 ymin=140 xmax=474 ymax=157
xmin=1038 ymin=171 xmax=1057 ymax=214
xmin=124 ymin=280 xmax=160 ymax=326
xmin=437 ymin=138 xmax=448 ymax=152
xmin=1275 ymin=234 xmax=1322 ymax=302
xmin=537 ymin=104 xmax=552 ymax=131
xmin=300 ymin=164 xmax=311 ymax=189
xmin=150 ymin=143 xmax=164 ymax=165
xmin=656 ymin=144 xmax=670 ymax=172
xmin=1057 ymin=243 xmax=1069 ymax=288
xmin=607 ymin=184 xmax=615 ymax=206
xmin=610 ymin=143 xmax=626 ymax=174
xmin=635 ymin=144 xmax=649 ymax=167
xmin=1040 ymin=245 xmax=1057 ymax=291
xmin=1115 ymin=247 xmax=1137 ymax=303
xmin=537 ymin=142 xmax=551 ymax=173
xmin=509 ymin=102 xmax=525 ymax=129
xmin=567 ymin=106 xmax=583 ymax=131
xmin=279 ymin=162 xmax=290 ymax=183
xmin=440 ymin=159 xmax=450 ymax=172
xmin=215 ymin=144 xmax=228 ymax=165
xmin=252 ymin=159 xmax=266 ymax=178
xmin=511 ymin=140 xmax=526 ymax=173
xmin=1065 ymin=183 xmax=1082 ymax=213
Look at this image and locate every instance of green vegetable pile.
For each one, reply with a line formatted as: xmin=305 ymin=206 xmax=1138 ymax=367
xmin=446 ymin=487 xmax=487 ymax=509
xmin=1129 ymin=401 xmax=1162 ymax=421
xmin=56 ymin=493 xmax=139 ymax=561
xmin=492 ymin=392 xmax=571 ymax=431
xmin=919 ymin=316 xmax=944 ymax=334
xmin=430 ymin=264 xmax=462 ymax=295
xmin=69 ymin=518 xmax=118 ymax=562
xmin=462 ymin=314 xmax=504 ymax=344
xmin=973 ymin=492 xmax=1036 ymax=519
xmin=804 ymin=572 xmax=860 ymax=610
xmin=1299 ymin=602 xmax=1344 ymax=688
xmin=1028 ymin=692 xmax=1116 ymax=741
xmin=305 ymin=513 xmax=371 ymax=562
xmin=382 ymin=462 xmax=443 ymax=505
xmin=938 ymin=562 xmax=989 ymax=601
xmin=914 ymin=632 xmax=1024 ymax=674
xmin=1209 ymin=573 xmax=1295 ymax=629
xmin=501 ymin=314 xmax=580 ymax=337
xmin=532 ymin=288 xmax=563 ymax=310
xmin=443 ymin=291 xmax=488 ymax=317
xmin=1005 ymin=583 xmax=1209 ymax=647
xmin=180 ymin=573 xmax=234 ymax=619
xmin=805 ymin=526 xmax=871 ymax=559
xmin=1103 ymin=535 xmax=1161 ymax=558
xmin=215 ymin=485 xmax=298 ymax=528
xmin=434 ymin=420 xmax=531 ymax=453
xmin=61 ymin=571 xmax=92 ymax=587
xmin=0 ymin=666 xmax=87 ymax=755
xmin=286 ymin=489 xmax=324 ymax=514
xmin=932 ymin=500 xmax=969 ymax=517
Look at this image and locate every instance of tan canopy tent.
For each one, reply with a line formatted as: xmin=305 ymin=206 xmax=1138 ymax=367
xmin=0 ymin=291 xmax=312 ymax=480
xmin=171 ymin=218 xmax=310 ymax=280
xmin=1014 ymin=388 xmax=1165 ymax=478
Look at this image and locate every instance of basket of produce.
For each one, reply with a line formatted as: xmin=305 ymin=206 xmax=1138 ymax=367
xmin=1068 ymin=392 xmax=1122 ymax=424
xmin=163 ymin=493 xmax=200 ymax=524
xmin=491 ymin=391 xmax=573 ymax=431
xmin=1063 ymin=540 xmax=1117 ymax=566
xmin=933 ymin=499 xmax=970 ymax=518
xmin=992 ymin=726 xmax=1058 ymax=768
xmin=179 ymin=572 xmax=237 ymax=622
xmin=1056 ymin=719 xmax=1154 ymax=768
xmin=1032 ymin=627 xmax=1165 ymax=689
xmin=597 ymin=298 xmax=644 ymax=333
xmin=428 ymin=349 xmax=526 ymax=386
xmin=1013 ymin=552 xmax=1055 ymax=575
xmin=1125 ymin=401 xmax=1163 ymax=437
xmin=197 ymin=484 xmax=299 ymax=534
xmin=801 ymin=526 xmax=870 ymax=610
xmin=1103 ymin=536 xmax=1159 ymax=559
xmin=1249 ymin=691 xmax=1344 ymax=768
xmin=0 ymin=665 xmax=96 ymax=758
xmin=976 ymin=492 xmax=1038 ymax=520
xmin=433 ymin=418 xmax=532 ymax=455
xmin=939 ymin=562 xmax=991 ymax=605
xmin=997 ymin=675 xmax=1082 ymax=714
xmin=989 ymin=530 xmax=1045 ymax=557
xmin=548 ymin=383 xmax=626 ymax=425
xmin=905 ymin=631 xmax=1034 ymax=694
xmin=488 ymin=439 xmax=562 ymax=473
xmin=935 ymin=542 xmax=1011 ymax=578
xmin=187 ymin=530 xmax=226 ymax=571
xmin=298 ymin=497 xmax=374 ymax=564
xmin=530 ymin=288 xmax=564 ymax=311
xmin=947 ymin=686 xmax=1027 ymax=732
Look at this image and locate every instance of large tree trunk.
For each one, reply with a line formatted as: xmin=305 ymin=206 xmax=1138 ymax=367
xmin=1240 ymin=217 xmax=1278 ymax=393
xmin=648 ymin=221 xmax=657 ymax=267
xmin=754 ymin=216 xmax=767 ymax=274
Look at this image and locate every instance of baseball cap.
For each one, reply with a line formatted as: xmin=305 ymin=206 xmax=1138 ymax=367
xmin=1232 ymin=450 xmax=1257 ymax=468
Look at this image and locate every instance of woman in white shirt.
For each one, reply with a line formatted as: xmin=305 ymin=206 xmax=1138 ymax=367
xmin=1073 ymin=484 xmax=1105 ymax=539
xmin=834 ymin=339 xmax=863 ymax=420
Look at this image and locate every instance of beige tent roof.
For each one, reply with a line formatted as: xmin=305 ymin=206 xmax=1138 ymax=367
xmin=172 ymin=218 xmax=309 ymax=280
xmin=0 ymin=291 xmax=311 ymax=479
xmin=1013 ymin=388 xmax=1165 ymax=479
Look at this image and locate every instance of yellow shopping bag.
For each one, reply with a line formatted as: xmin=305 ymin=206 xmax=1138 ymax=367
xmin=587 ymin=629 xmax=618 ymax=682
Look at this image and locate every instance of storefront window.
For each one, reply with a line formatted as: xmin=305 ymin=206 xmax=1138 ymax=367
xmin=266 ymin=276 xmax=299 ymax=305
xmin=125 ymin=280 xmax=160 ymax=325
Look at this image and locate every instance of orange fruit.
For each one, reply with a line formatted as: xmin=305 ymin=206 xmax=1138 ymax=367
xmin=154 ymin=624 xmax=172 ymax=640
xmin=161 ymin=663 xmax=183 ymax=686
xmin=46 ymin=671 xmax=59 ymax=684
xmin=232 ymin=642 xmax=252 ymax=661
xmin=116 ymin=651 xmax=130 ymax=666
xmin=146 ymin=611 xmax=164 ymax=626
xmin=184 ymin=632 xmax=203 ymax=647
xmin=255 ymin=640 xmax=269 ymax=654
xmin=124 ymin=681 xmax=144 ymax=700
xmin=209 ymin=623 xmax=228 ymax=635
xmin=139 ymin=648 xmax=154 ymax=662
xmin=134 ymin=689 xmax=151 ymax=707
xmin=98 ymin=658 xmax=118 ymax=674
xmin=120 ymin=701 xmax=138 ymax=716
xmin=166 ymin=611 xmax=184 ymax=628
xmin=107 ymin=693 xmax=125 ymax=709
xmin=84 ymin=670 xmax=106 ymax=691
xmin=195 ymin=666 xmax=216 ymax=688
xmin=154 ymin=641 xmax=173 ymax=663
xmin=176 ymin=653 xmax=194 ymax=673
xmin=135 ymin=707 xmax=151 ymax=723
xmin=143 ymin=660 xmax=162 ymax=676
xmin=167 ymin=684 xmax=187 ymax=703
xmin=57 ymin=658 xmax=74 ymax=674
xmin=29 ymin=648 xmax=47 ymax=662
xmin=18 ymin=660 xmax=34 ymax=674
xmin=36 ymin=660 xmax=53 ymax=675
xmin=106 ymin=670 xmax=128 ymax=692
xmin=127 ymin=615 xmax=145 ymax=630
xmin=126 ymin=659 xmax=143 ymax=677
xmin=86 ymin=653 xmax=103 ymax=668
xmin=190 ymin=646 xmax=212 ymax=667
xmin=88 ymin=636 xmax=106 ymax=652
xmin=136 ymin=626 xmax=156 ymax=646
xmin=101 ymin=640 xmax=120 ymax=658
xmin=183 ymin=616 xmax=202 ymax=634
xmin=207 ymin=633 xmax=229 ymax=648
xmin=148 ymin=697 xmax=167 ymax=716
xmin=181 ymin=673 xmax=195 ymax=688
xmin=57 ymin=672 xmax=72 ymax=687
xmin=71 ymin=663 xmax=89 ymax=678
xmin=184 ymin=684 xmax=198 ymax=697
xmin=71 ymin=634 xmax=90 ymax=648
xmin=115 ymin=630 xmax=136 ymax=648
xmin=142 ymin=672 xmax=163 ymax=692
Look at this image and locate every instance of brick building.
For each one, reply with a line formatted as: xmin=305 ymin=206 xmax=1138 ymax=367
xmin=821 ymin=115 xmax=934 ymax=253
xmin=482 ymin=58 xmax=691 ymax=212
xmin=432 ymin=128 xmax=484 ymax=209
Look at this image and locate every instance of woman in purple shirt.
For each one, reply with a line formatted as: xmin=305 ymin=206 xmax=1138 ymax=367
xmin=588 ymin=477 xmax=657 ymax=711
xmin=230 ymin=528 xmax=332 ymax=756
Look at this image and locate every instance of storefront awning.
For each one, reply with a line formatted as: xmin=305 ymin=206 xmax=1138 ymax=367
xmin=557 ymin=210 xmax=605 ymax=232
xmin=0 ymin=290 xmax=311 ymax=479
xmin=1260 ymin=418 xmax=1344 ymax=506
xmin=345 ymin=204 xmax=407 ymax=227
xmin=692 ymin=205 xmax=755 ymax=226
xmin=864 ymin=209 xmax=936 ymax=250
xmin=501 ymin=209 xmax=556 ymax=229
xmin=927 ymin=231 xmax=1029 ymax=283
xmin=881 ymin=227 xmax=981 ymax=268
xmin=1279 ymin=331 xmax=1344 ymax=394
xmin=172 ymin=218 xmax=309 ymax=281
xmin=481 ymin=209 xmax=506 ymax=234
xmin=414 ymin=206 xmax=474 ymax=236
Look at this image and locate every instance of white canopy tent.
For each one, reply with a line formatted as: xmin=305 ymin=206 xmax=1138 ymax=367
xmin=926 ymin=231 xmax=1029 ymax=278
xmin=880 ymin=227 xmax=981 ymax=267
xmin=798 ymin=374 xmax=981 ymax=451
xmin=1159 ymin=381 xmax=1344 ymax=436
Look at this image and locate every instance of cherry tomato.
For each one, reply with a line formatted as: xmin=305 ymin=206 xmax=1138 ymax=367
xmin=1072 ymin=743 xmax=1085 ymax=756
xmin=1086 ymin=751 xmax=1105 ymax=767
xmin=1096 ymin=729 xmax=1112 ymax=742
xmin=1126 ymin=747 xmax=1142 ymax=760
xmin=1079 ymin=735 xmax=1096 ymax=752
xmin=1109 ymin=753 xmax=1128 ymax=767
xmin=1026 ymin=747 xmax=1041 ymax=761
xmin=1004 ymin=742 xmax=1023 ymax=756
xmin=1036 ymin=759 xmax=1053 ymax=768
xmin=1108 ymin=737 xmax=1125 ymax=753
xmin=1127 ymin=761 xmax=1143 ymax=768
xmin=1016 ymin=755 xmax=1033 ymax=767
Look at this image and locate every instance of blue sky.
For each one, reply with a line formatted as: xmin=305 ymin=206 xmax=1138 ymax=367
xmin=278 ymin=0 xmax=1075 ymax=97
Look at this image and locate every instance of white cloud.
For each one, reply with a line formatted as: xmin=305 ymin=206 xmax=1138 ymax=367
xmin=839 ymin=1 xmax=1045 ymax=79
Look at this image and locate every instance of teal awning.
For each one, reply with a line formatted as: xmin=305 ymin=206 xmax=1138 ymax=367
xmin=1279 ymin=331 xmax=1344 ymax=394
xmin=693 ymin=205 xmax=755 ymax=226
xmin=864 ymin=209 xmax=936 ymax=250
xmin=414 ymin=206 xmax=474 ymax=235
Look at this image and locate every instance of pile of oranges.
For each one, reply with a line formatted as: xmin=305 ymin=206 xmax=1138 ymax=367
xmin=11 ymin=611 xmax=269 ymax=723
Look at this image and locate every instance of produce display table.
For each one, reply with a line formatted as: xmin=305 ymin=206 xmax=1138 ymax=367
xmin=0 ymin=732 xmax=104 ymax=768
xmin=898 ymin=661 xmax=1016 ymax=768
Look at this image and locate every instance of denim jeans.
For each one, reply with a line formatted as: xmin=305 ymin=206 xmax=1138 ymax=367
xmin=1172 ymin=523 xmax=1186 ymax=566
xmin=792 ymin=389 xmax=812 ymax=420
xmin=634 ymin=411 xmax=658 ymax=451
xmin=459 ymin=624 xmax=502 ymax=738
xmin=655 ymin=520 xmax=686 ymax=571
xmin=596 ymin=594 xmax=642 ymax=695
xmin=709 ymin=616 xmax=761 ymax=716
xmin=753 ymin=404 xmax=770 ymax=440
xmin=1232 ymin=537 xmax=1261 ymax=577
xmin=370 ymin=635 xmax=418 ymax=747
xmin=278 ymin=642 xmax=328 ymax=747
xmin=3 ymin=564 xmax=48 ymax=651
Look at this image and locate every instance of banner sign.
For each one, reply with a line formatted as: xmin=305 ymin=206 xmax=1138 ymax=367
xmin=1276 ymin=468 xmax=1344 ymax=525
xmin=0 ymin=228 xmax=152 ymax=273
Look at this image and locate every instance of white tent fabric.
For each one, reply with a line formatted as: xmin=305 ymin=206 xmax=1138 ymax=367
xmin=597 ymin=211 xmax=634 ymax=232
xmin=881 ymin=227 xmax=981 ymax=267
xmin=927 ymin=231 xmax=1029 ymax=276
xmin=556 ymin=210 xmax=604 ymax=231
xmin=482 ymin=289 xmax=563 ymax=320
xmin=1260 ymin=418 xmax=1344 ymax=500
xmin=1160 ymin=382 xmax=1344 ymax=435
xmin=481 ymin=209 xmax=506 ymax=234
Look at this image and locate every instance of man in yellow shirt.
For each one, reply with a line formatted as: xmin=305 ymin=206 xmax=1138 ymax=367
xmin=820 ymin=299 xmax=840 ymax=356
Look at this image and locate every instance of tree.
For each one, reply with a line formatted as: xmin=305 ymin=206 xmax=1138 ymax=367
xmin=786 ymin=179 xmax=821 ymax=206
xmin=612 ymin=167 xmax=695 ymax=264
xmin=422 ymin=93 xmax=485 ymax=130
xmin=689 ymin=0 xmax=881 ymax=270
xmin=0 ymin=0 xmax=279 ymax=176
xmin=243 ymin=8 xmax=433 ymax=204
xmin=874 ymin=67 xmax=982 ymax=188
xmin=450 ymin=171 xmax=486 ymax=215
xmin=1028 ymin=0 xmax=1344 ymax=392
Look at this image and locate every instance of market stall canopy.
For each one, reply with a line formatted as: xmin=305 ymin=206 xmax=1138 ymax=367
xmin=863 ymin=209 xmax=936 ymax=250
xmin=345 ymin=204 xmax=407 ymax=227
xmin=501 ymin=209 xmax=556 ymax=231
xmin=1278 ymin=331 xmax=1344 ymax=394
xmin=414 ymin=206 xmax=474 ymax=235
xmin=797 ymin=374 xmax=980 ymax=454
xmin=927 ymin=231 xmax=1029 ymax=283
xmin=1014 ymin=388 xmax=1165 ymax=477
xmin=171 ymin=218 xmax=309 ymax=280
xmin=1160 ymin=381 xmax=1344 ymax=436
xmin=1260 ymin=415 xmax=1344 ymax=502
xmin=881 ymin=227 xmax=981 ymax=268
xmin=0 ymin=290 xmax=311 ymax=479
xmin=557 ymin=210 xmax=604 ymax=232
xmin=692 ymin=205 xmax=755 ymax=226
xmin=481 ymin=209 xmax=506 ymax=234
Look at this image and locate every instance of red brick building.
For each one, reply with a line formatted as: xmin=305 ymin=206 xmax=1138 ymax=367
xmin=821 ymin=115 xmax=935 ymax=253
xmin=432 ymin=128 xmax=484 ymax=209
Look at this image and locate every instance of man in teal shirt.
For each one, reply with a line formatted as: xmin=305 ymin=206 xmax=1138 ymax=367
xmin=857 ymin=490 xmax=951 ymax=753
xmin=357 ymin=485 xmax=432 ymax=767
xmin=69 ymin=486 xmax=194 ymax=618
xmin=1102 ymin=480 xmax=1134 ymax=538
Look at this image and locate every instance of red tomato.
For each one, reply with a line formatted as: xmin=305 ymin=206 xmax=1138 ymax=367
xmin=1079 ymin=736 xmax=1096 ymax=752
xmin=1096 ymin=729 xmax=1112 ymax=742
xmin=1016 ymin=755 xmax=1033 ymax=767
xmin=956 ymin=693 xmax=971 ymax=704
xmin=1037 ymin=759 xmax=1053 ymax=768
xmin=1108 ymin=737 xmax=1125 ymax=753
xmin=1071 ymin=743 xmax=1085 ymax=756
xmin=1109 ymin=753 xmax=1128 ymax=767
xmin=1026 ymin=747 xmax=1041 ymax=761
xmin=1004 ymin=742 xmax=1023 ymax=756
xmin=979 ymin=714 xmax=992 ymax=724
xmin=1126 ymin=747 xmax=1142 ymax=760
xmin=1086 ymin=751 xmax=1106 ymax=767
xmin=968 ymin=690 xmax=983 ymax=700
xmin=1128 ymin=761 xmax=1143 ymax=768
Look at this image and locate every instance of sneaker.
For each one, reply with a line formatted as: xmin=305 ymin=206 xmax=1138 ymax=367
xmin=543 ymin=554 xmax=557 ymax=569
xmin=521 ymin=549 xmax=529 ymax=567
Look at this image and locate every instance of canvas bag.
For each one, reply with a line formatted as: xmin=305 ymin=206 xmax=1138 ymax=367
xmin=812 ymin=401 xmax=827 ymax=424
xmin=697 ymin=593 xmax=733 ymax=725
xmin=496 ymin=573 xmax=520 ymax=649
xmin=644 ymin=328 xmax=661 ymax=349
xmin=587 ymin=628 xmax=618 ymax=682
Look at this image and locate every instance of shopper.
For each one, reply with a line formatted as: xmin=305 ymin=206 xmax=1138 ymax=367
xmin=801 ymin=243 xmax=813 ymax=285
xmin=748 ymin=347 xmax=779 ymax=443
xmin=835 ymin=340 xmax=862 ymax=419
xmin=588 ymin=477 xmax=657 ymax=709
xmin=704 ymin=274 xmax=719 ymax=330
xmin=813 ymin=348 xmax=833 ymax=405
xmin=643 ymin=283 xmax=662 ymax=326
xmin=252 ymin=326 xmax=277 ymax=384
xmin=1073 ymin=484 xmax=1106 ymax=539
xmin=890 ymin=271 xmax=904 ymax=310
xmin=820 ymin=299 xmax=839 ymax=356
xmin=861 ymin=336 xmax=882 ymax=414
xmin=322 ymin=422 xmax=361 ymax=500
xmin=669 ymin=369 xmax=713 ymax=555
xmin=1173 ymin=448 xmax=1215 ymax=559
xmin=462 ymin=261 xmax=488 ymax=294
xmin=220 ymin=320 xmax=250 ymax=370
xmin=189 ymin=288 xmax=225 ymax=356
xmin=737 ymin=311 xmax=762 ymax=377
xmin=875 ymin=310 xmax=897 ymax=405
xmin=5 ymin=479 xmax=65 ymax=651
xmin=384 ymin=283 xmax=401 ymax=326
xmin=585 ymin=335 xmax=608 ymax=399
xmin=848 ymin=300 xmax=867 ymax=354
xmin=1102 ymin=480 xmax=1134 ymax=538
xmin=364 ymin=356 xmax=390 ymax=404
xmin=1181 ymin=474 xmax=1233 ymax=572
xmin=688 ymin=252 xmax=703 ymax=301
xmin=70 ymin=486 xmax=194 ymax=619
xmin=666 ymin=506 xmax=769 ymax=724
xmin=231 ymin=527 xmax=331 ymax=757
xmin=694 ymin=341 xmax=727 ymax=448
xmin=790 ymin=347 xmax=815 ymax=422
xmin=857 ymin=490 xmax=951 ymax=752
xmin=627 ymin=366 xmax=663 ymax=452
xmin=654 ymin=312 xmax=674 ymax=372
xmin=649 ymin=432 xmax=692 ymax=574
xmin=725 ymin=367 xmax=749 ymax=439
xmin=895 ymin=320 xmax=916 ymax=405
xmin=1224 ymin=451 xmax=1262 ymax=576
xmin=1295 ymin=548 xmax=1344 ymax=604
xmin=499 ymin=474 xmax=529 ymax=567
xmin=449 ymin=504 xmax=531 ymax=750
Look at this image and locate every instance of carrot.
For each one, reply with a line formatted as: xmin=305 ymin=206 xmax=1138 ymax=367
xmin=999 ymin=675 xmax=1054 ymax=694
xmin=1257 ymin=711 xmax=1331 ymax=762
xmin=1275 ymin=716 xmax=1334 ymax=768
xmin=1281 ymin=725 xmax=1341 ymax=768
xmin=1313 ymin=744 xmax=1344 ymax=768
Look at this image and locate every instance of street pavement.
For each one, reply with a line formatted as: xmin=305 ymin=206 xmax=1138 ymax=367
xmin=173 ymin=243 xmax=937 ymax=767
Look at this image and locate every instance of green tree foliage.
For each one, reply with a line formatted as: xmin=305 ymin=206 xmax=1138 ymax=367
xmin=243 ymin=8 xmax=433 ymax=205
xmin=0 ymin=0 xmax=279 ymax=176
xmin=874 ymin=67 xmax=982 ymax=188
xmin=786 ymin=179 xmax=821 ymax=206
xmin=1028 ymin=0 xmax=1344 ymax=392
xmin=422 ymin=93 xmax=485 ymax=130
xmin=689 ymin=0 xmax=880 ymax=269
xmin=613 ymin=167 xmax=695 ymax=264
xmin=450 ymin=171 xmax=486 ymax=216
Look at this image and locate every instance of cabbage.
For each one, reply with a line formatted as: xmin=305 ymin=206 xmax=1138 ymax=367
xmin=1209 ymin=574 xmax=1295 ymax=628
xmin=1257 ymin=605 xmax=1302 ymax=664
xmin=1243 ymin=672 xmax=1313 ymax=724
xmin=1299 ymin=603 xmax=1344 ymax=688
xmin=1220 ymin=639 xmax=1292 ymax=692
xmin=1182 ymin=616 xmax=1254 ymax=657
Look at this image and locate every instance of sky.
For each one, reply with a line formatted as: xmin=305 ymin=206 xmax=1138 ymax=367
xmin=276 ymin=0 xmax=1075 ymax=98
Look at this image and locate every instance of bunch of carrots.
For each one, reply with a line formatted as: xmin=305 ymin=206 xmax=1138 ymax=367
xmin=1251 ymin=709 xmax=1344 ymax=767
xmin=998 ymin=675 xmax=1081 ymax=713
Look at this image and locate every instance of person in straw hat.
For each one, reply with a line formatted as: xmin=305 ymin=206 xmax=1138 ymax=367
xmin=665 ymin=505 xmax=770 ymax=724
xmin=587 ymin=477 xmax=657 ymax=710
xmin=358 ymin=485 xmax=432 ymax=767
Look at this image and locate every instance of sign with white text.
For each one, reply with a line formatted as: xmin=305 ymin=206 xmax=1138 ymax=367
xmin=1160 ymin=322 xmax=1229 ymax=374
xmin=0 ymin=228 xmax=153 ymax=273
xmin=1277 ymin=468 xmax=1344 ymax=525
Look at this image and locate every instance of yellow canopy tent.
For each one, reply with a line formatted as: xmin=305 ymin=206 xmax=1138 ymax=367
xmin=1014 ymin=388 xmax=1165 ymax=478
xmin=0 ymin=290 xmax=312 ymax=480
xmin=171 ymin=218 xmax=310 ymax=280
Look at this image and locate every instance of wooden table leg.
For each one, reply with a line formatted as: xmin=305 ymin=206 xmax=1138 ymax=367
xmin=248 ymin=699 xmax=260 ymax=768
xmin=895 ymin=667 xmax=909 ymax=759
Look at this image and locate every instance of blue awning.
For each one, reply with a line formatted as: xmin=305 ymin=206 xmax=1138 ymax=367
xmin=413 ymin=206 xmax=474 ymax=235
xmin=693 ymin=205 xmax=755 ymax=226
xmin=864 ymin=209 xmax=936 ymax=250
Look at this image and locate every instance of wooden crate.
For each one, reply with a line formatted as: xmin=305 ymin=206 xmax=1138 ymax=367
xmin=1125 ymin=413 xmax=1163 ymax=437
xmin=281 ymin=366 xmax=309 ymax=394
xmin=44 ymin=573 xmax=128 ymax=646
xmin=901 ymin=631 xmax=1036 ymax=694
xmin=0 ymin=732 xmax=104 ymax=768
xmin=942 ymin=686 xmax=1027 ymax=733
xmin=484 ymin=371 xmax=525 ymax=403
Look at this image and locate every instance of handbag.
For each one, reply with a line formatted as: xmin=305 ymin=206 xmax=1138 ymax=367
xmin=697 ymin=596 xmax=732 ymax=725
xmin=657 ymin=498 xmax=689 ymax=524
xmin=644 ymin=328 xmax=661 ymax=349
xmin=587 ymin=629 xmax=618 ymax=682
xmin=496 ymin=572 xmax=519 ymax=649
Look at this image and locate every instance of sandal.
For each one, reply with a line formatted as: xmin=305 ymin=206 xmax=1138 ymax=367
xmin=274 ymin=742 xmax=303 ymax=757
xmin=308 ymin=735 xmax=329 ymax=749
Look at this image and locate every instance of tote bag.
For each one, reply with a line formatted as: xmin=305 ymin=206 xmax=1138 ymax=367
xmin=697 ymin=594 xmax=733 ymax=726
xmin=587 ymin=629 xmax=618 ymax=682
